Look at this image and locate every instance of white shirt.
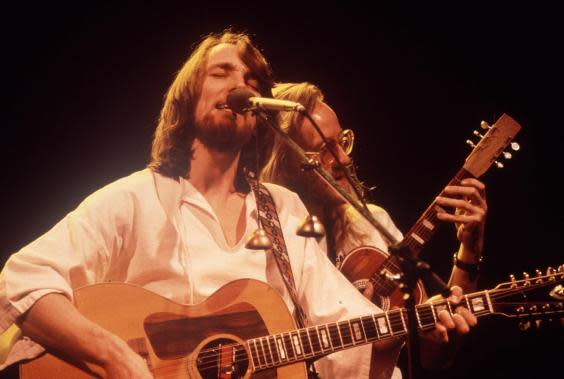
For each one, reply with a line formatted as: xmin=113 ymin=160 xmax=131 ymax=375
xmin=0 ymin=169 xmax=383 ymax=377
xmin=319 ymin=203 xmax=405 ymax=379
xmin=340 ymin=204 xmax=404 ymax=257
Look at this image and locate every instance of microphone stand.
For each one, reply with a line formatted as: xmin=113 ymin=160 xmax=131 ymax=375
xmin=387 ymin=243 xmax=451 ymax=379
xmin=254 ymin=108 xmax=450 ymax=379
xmin=254 ymin=108 xmax=400 ymax=246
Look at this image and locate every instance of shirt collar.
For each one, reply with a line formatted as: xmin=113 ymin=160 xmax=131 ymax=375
xmin=179 ymin=177 xmax=258 ymax=222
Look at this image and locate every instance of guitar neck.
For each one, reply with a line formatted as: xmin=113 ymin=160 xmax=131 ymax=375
xmin=401 ymin=168 xmax=474 ymax=256
xmin=373 ymin=168 xmax=473 ymax=295
xmin=247 ymin=289 xmax=492 ymax=371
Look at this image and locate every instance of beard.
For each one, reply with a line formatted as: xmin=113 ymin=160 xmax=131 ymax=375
xmin=195 ymin=111 xmax=254 ymax=152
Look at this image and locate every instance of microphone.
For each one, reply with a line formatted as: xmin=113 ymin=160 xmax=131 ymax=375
xmin=226 ymin=88 xmax=305 ymax=114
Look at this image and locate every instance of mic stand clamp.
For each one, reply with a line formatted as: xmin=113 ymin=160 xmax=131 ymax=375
xmin=300 ymin=157 xmax=321 ymax=171
xmin=386 ymin=244 xmax=450 ymax=379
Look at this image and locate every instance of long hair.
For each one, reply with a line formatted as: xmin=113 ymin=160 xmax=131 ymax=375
xmin=149 ymin=30 xmax=275 ymax=191
xmin=262 ymin=82 xmax=368 ymax=261
xmin=261 ymin=82 xmax=324 ymax=187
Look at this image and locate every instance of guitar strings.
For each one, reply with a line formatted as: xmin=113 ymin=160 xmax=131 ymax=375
xmin=195 ymin=279 xmax=561 ymax=372
xmin=192 ymin=276 xmax=564 ymax=371
xmin=148 ymin=274 xmax=564 ymax=373
xmin=192 ymin=308 xmax=409 ymax=371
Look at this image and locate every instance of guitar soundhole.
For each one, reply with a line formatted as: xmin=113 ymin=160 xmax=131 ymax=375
xmin=353 ymin=280 xmax=389 ymax=310
xmin=371 ymin=293 xmax=388 ymax=310
xmin=196 ymin=337 xmax=249 ymax=379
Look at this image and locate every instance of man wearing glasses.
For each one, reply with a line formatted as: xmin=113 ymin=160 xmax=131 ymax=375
xmin=262 ymin=82 xmax=488 ymax=377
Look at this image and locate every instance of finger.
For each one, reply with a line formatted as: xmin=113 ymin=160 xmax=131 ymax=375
xmin=459 ymin=178 xmax=486 ymax=193
xmin=436 ymin=211 xmax=484 ymax=225
xmin=442 ymin=184 xmax=482 ymax=197
xmin=443 ymin=185 xmax=487 ymax=211
xmin=451 ymin=313 xmax=471 ymax=334
xmin=435 ymin=197 xmax=485 ymax=220
xmin=436 ymin=196 xmax=486 ymax=214
xmin=456 ymin=306 xmax=478 ymax=327
xmin=449 ymin=285 xmax=463 ymax=302
xmin=437 ymin=309 xmax=455 ymax=330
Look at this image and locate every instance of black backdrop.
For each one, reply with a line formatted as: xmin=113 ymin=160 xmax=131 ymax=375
xmin=2 ymin=3 xmax=562 ymax=378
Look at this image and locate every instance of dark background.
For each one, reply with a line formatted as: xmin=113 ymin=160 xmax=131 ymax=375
xmin=2 ymin=2 xmax=562 ymax=378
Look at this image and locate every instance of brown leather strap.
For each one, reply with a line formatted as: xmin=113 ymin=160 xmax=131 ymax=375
xmin=248 ymin=177 xmax=308 ymax=328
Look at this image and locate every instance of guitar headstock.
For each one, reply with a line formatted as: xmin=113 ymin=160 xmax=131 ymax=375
xmin=463 ymin=113 xmax=522 ymax=177
xmin=489 ymin=265 xmax=564 ymax=328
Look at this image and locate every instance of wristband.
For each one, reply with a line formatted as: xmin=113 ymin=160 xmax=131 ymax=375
xmin=453 ymin=253 xmax=482 ymax=281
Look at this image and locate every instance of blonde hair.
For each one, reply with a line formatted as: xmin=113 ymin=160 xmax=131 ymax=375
xmin=262 ymin=82 xmax=369 ymax=260
xmin=261 ymin=82 xmax=324 ymax=186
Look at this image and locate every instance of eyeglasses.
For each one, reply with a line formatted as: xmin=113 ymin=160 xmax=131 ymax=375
xmin=304 ymin=129 xmax=355 ymax=166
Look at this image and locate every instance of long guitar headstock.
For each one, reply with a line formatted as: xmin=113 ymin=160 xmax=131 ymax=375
xmin=463 ymin=113 xmax=522 ymax=177
xmin=392 ymin=113 xmax=522 ymax=258
xmin=487 ymin=264 xmax=564 ymax=328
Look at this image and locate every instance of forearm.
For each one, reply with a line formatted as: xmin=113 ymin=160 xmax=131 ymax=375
xmin=16 ymin=293 xmax=130 ymax=370
xmin=447 ymin=243 xmax=482 ymax=293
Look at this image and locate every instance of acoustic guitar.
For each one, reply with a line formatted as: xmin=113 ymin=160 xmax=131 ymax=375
xmin=20 ymin=264 xmax=562 ymax=379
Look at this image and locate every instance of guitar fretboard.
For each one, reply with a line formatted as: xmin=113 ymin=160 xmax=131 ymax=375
xmin=247 ymin=290 xmax=492 ymax=371
xmin=402 ymin=169 xmax=474 ymax=255
xmin=373 ymin=169 xmax=474 ymax=296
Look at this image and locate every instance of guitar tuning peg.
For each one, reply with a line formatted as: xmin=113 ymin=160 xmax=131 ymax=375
xmin=466 ymin=139 xmax=477 ymax=149
xmin=535 ymin=269 xmax=543 ymax=283
xmin=523 ymin=272 xmax=531 ymax=286
xmin=510 ymin=142 xmax=520 ymax=151
xmin=473 ymin=130 xmax=485 ymax=139
xmin=550 ymin=285 xmax=564 ymax=300
xmin=542 ymin=303 xmax=551 ymax=312
xmin=480 ymin=120 xmax=491 ymax=130
xmin=494 ymin=161 xmax=504 ymax=169
xmin=502 ymin=151 xmax=513 ymax=160
xmin=510 ymin=274 xmax=517 ymax=287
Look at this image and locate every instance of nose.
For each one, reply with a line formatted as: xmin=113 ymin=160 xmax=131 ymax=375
xmin=229 ymin=71 xmax=260 ymax=96
xmin=231 ymin=73 xmax=246 ymax=90
xmin=229 ymin=72 xmax=253 ymax=91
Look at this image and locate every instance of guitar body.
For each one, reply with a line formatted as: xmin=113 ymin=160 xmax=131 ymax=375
xmin=339 ymin=246 xmax=425 ymax=310
xmin=20 ymin=279 xmax=307 ymax=379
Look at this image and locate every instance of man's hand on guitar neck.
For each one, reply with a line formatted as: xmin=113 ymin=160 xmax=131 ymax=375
xmin=17 ymin=293 xmax=154 ymax=379
xmin=436 ymin=178 xmax=487 ymax=292
xmin=436 ymin=177 xmax=487 ymax=257
xmin=418 ymin=285 xmax=477 ymax=369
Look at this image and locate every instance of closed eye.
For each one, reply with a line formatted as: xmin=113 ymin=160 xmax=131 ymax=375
xmin=209 ymin=70 xmax=227 ymax=78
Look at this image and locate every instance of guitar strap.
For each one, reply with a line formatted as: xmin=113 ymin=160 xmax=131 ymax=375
xmin=248 ymin=175 xmax=321 ymax=378
xmin=248 ymin=176 xmax=308 ymax=329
